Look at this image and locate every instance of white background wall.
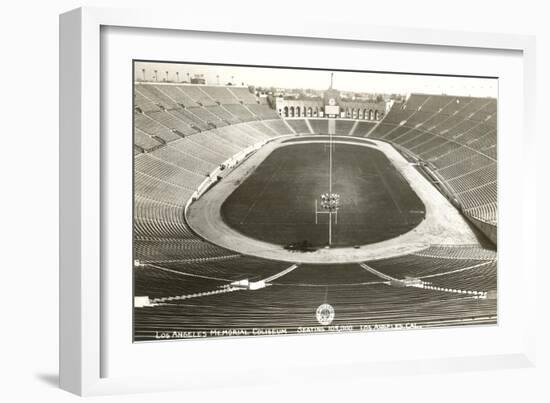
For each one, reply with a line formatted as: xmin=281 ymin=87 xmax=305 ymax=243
xmin=0 ymin=0 xmax=547 ymax=401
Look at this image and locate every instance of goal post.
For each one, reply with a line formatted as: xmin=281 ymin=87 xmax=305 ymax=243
xmin=314 ymin=192 xmax=340 ymax=246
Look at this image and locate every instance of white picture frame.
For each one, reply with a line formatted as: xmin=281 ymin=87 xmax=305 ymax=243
xmin=59 ymin=6 xmax=537 ymax=396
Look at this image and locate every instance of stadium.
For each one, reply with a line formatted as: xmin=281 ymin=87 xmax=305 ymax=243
xmin=133 ymin=64 xmax=497 ymax=342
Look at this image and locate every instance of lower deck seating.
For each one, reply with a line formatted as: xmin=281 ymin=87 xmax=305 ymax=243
xmin=367 ymin=94 xmax=497 ymax=225
xmin=308 ymin=119 xmax=328 ymax=134
xmin=133 ymin=118 xmax=285 ymax=264
xmin=246 ymin=103 xmax=281 ymax=119
xmin=262 ymin=119 xmax=294 ymax=135
xmin=352 ymin=121 xmax=377 ymax=137
xmin=135 ymin=281 xmax=496 ymax=340
xmin=367 ymin=246 xmax=496 ymax=290
xmin=286 ymin=119 xmax=311 ymax=134
xmin=335 ymin=120 xmax=355 ymax=135
xmin=133 ymin=107 xmax=498 ymax=339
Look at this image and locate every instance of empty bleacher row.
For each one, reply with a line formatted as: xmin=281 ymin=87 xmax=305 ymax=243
xmin=365 ymin=94 xmax=497 ymax=226
xmin=353 ymin=121 xmax=378 ymax=137
xmin=140 ymin=255 xmax=292 ymax=286
xmin=334 ymin=120 xmax=355 ymax=136
xmin=422 ymin=260 xmax=497 ymax=292
xmin=135 ymin=113 xmax=290 ymax=152
xmin=282 ymin=119 xmax=377 ymax=137
xmin=272 ymin=264 xmax=384 ymax=285
xmin=133 ymin=89 xmax=296 ymax=265
xmin=286 ymin=119 xmax=311 ymax=134
xmin=136 ymin=245 xmax=496 ymax=295
xmin=134 ymin=83 xmax=277 ymax=139
xmin=367 ymin=245 xmax=497 ymax=291
xmin=134 ymin=118 xmax=291 ymax=264
xmin=134 ymin=83 xmax=298 ymax=268
xmin=133 ymin=86 xmax=498 ymax=338
xmin=308 ymin=119 xmax=329 ymax=134
xmin=135 ymin=279 xmax=496 ymax=340
xmin=135 ymin=266 xmax=229 ymax=300
xmin=412 ymin=244 xmax=496 ymax=260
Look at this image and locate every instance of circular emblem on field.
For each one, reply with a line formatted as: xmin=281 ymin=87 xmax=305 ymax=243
xmin=316 ymin=303 xmax=335 ymax=326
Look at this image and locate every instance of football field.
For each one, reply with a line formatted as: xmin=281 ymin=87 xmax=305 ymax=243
xmin=221 ymin=142 xmax=426 ymax=247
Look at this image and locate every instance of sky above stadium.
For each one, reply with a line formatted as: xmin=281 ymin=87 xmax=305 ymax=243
xmin=134 ymin=61 xmax=497 ymax=98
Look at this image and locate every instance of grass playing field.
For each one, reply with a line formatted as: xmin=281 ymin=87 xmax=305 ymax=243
xmin=221 ymin=142 xmax=425 ymax=247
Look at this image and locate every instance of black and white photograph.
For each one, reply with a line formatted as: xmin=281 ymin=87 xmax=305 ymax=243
xmin=2 ymin=0 xmax=547 ymax=400
xmin=132 ymin=61 xmax=498 ymax=342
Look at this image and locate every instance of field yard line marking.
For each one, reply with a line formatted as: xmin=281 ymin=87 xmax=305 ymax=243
xmin=419 ymin=260 xmax=495 ymax=279
xmin=261 ymin=264 xmax=299 ymax=283
xmin=239 ymin=158 xmax=285 ymax=225
xmin=359 ymin=263 xmax=398 ymax=281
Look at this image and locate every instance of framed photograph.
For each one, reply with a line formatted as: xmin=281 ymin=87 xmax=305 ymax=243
xmin=60 ymin=7 xmax=537 ymax=396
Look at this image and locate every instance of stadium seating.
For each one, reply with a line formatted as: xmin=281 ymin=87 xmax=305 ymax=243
xmin=286 ymin=119 xmax=311 ymax=134
xmin=200 ymin=86 xmax=240 ymax=104
xmin=134 ymin=112 xmax=182 ymax=143
xmin=367 ymin=94 xmax=497 ymax=226
xmin=135 ymin=128 xmax=163 ymax=152
xmin=262 ymin=119 xmax=294 ymax=135
xmin=135 ymin=276 xmax=495 ymax=339
xmin=367 ymin=246 xmax=496 ymax=286
xmin=352 ymin=121 xmax=377 ymax=137
xmin=246 ymin=103 xmax=281 ymax=119
xmin=133 ymin=83 xmax=498 ymax=340
xmin=223 ymin=104 xmax=257 ymax=121
xmin=176 ymin=85 xmax=217 ymax=106
xmin=308 ymin=119 xmax=328 ymax=134
xmin=335 ymin=120 xmax=355 ymax=135
xmin=228 ymin=87 xmax=259 ymax=104
xmin=133 ymin=85 xmax=288 ymax=267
